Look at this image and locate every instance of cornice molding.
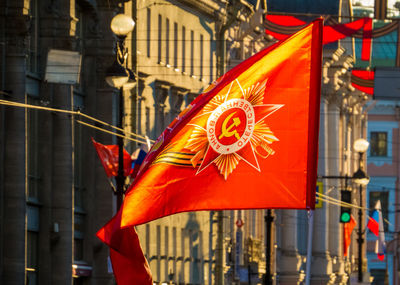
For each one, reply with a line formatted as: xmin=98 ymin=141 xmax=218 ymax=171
xmin=176 ymin=0 xmax=226 ymax=20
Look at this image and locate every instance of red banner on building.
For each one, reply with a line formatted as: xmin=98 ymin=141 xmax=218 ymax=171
xmin=351 ymin=69 xmax=375 ymax=95
xmin=265 ymin=15 xmax=372 ymax=60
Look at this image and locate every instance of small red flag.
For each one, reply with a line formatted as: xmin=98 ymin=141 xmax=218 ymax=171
xmin=344 ymin=215 xmax=357 ymax=257
xmin=92 ymin=138 xmax=132 ymax=177
xmin=98 ymin=19 xmax=323 ymax=284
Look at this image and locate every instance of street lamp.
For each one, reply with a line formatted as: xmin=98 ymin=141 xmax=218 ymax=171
xmin=105 ymin=13 xmax=135 ymax=210
xmin=353 ymin=138 xmax=370 ymax=283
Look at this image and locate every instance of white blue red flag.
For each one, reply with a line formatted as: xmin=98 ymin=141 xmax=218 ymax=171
xmin=367 ymin=200 xmax=386 ymax=261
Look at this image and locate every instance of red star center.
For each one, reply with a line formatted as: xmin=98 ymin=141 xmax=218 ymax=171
xmin=196 ymin=97 xmax=283 ymax=176
xmin=207 ymin=99 xmax=254 ymax=155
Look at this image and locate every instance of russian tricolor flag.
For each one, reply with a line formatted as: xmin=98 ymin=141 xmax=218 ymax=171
xmin=367 ymin=200 xmax=386 ymax=261
xmin=367 ymin=211 xmax=379 ymax=236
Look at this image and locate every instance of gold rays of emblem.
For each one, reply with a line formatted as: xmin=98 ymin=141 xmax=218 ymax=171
xmin=183 ymin=79 xmax=280 ymax=180
xmin=214 ymin=153 xmax=241 ymax=180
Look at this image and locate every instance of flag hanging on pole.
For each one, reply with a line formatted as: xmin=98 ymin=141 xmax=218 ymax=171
xmin=344 ymin=215 xmax=357 ymax=257
xmin=91 ymin=138 xmax=132 ymax=177
xmin=97 ymin=19 xmax=323 ymax=284
xmin=367 ymin=210 xmax=380 ymax=236
xmin=368 ymin=200 xmax=386 ymax=261
xmin=130 ymin=143 xmax=149 ymax=179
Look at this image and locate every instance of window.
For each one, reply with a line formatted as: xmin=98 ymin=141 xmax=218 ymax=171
xmin=370 ymin=269 xmax=387 ymax=284
xmin=297 ymin=210 xmax=308 ymax=255
xmin=156 ymin=225 xmax=161 ymax=281
xmin=145 ymin=224 xmax=150 ymax=258
xmin=147 ymin=8 xmax=151 ymax=58
xmin=182 ymin=26 xmax=186 ymax=73
xmin=28 ymin=0 xmax=39 ymax=73
xmin=73 ymin=111 xmax=85 ymax=262
xmin=145 ymin=107 xmax=150 ymax=136
xmin=166 ymin=18 xmax=170 ymax=65
xmin=26 ymin=232 xmax=38 ymax=285
xmin=74 ymin=119 xmax=84 ymax=212
xmin=26 ymin=96 xmax=40 ymax=284
xmin=27 ymin=98 xmax=40 ymax=200
xmin=369 ymin=191 xmax=389 ymax=232
xmin=75 ymin=2 xmax=83 ymax=52
xmin=200 ymin=34 xmax=203 ymax=79
xmin=74 ymin=213 xmax=85 ymax=261
xmin=190 ymin=229 xmax=201 ymax=283
xmin=174 ymin=22 xmax=178 ymax=68
xmin=27 ymin=205 xmax=39 ymax=285
xmin=190 ymin=30 xmax=194 ymax=76
xmin=370 ymin=132 xmax=388 ymax=156
xmin=158 ymin=14 xmax=162 ymax=63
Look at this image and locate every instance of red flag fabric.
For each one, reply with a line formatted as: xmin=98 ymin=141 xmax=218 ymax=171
xmin=92 ymin=138 xmax=132 ymax=177
xmin=344 ymin=215 xmax=357 ymax=257
xmin=97 ymin=19 xmax=323 ymax=284
xmin=265 ymin=15 xmax=372 ymax=61
xmin=351 ymin=69 xmax=375 ymax=95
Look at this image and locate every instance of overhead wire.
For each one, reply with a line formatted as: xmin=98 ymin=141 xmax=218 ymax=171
xmin=0 ymin=99 xmax=155 ymax=144
xmin=318 ymin=192 xmax=366 ymax=210
xmin=75 ymin=120 xmax=145 ymax=144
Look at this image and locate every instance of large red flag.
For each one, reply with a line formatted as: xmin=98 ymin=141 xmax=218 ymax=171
xmin=97 ymin=19 xmax=323 ymax=284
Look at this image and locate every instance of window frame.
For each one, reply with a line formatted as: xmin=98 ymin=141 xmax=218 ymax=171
xmin=370 ymin=131 xmax=388 ymax=157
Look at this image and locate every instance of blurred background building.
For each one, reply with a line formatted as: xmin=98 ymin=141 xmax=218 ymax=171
xmin=2 ymin=0 xmax=400 ymax=284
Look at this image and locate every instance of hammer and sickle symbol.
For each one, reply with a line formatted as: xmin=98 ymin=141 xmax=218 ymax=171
xmin=219 ymin=112 xmax=241 ymax=140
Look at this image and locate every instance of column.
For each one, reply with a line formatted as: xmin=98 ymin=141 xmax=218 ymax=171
xmin=154 ymin=80 xmax=171 ymax=136
xmin=279 ymin=210 xmax=302 ymax=284
xmin=170 ymin=86 xmax=188 ymax=121
xmin=51 ymin=83 xmax=73 ymax=284
xmin=88 ymin=3 xmax=120 ymax=283
xmin=327 ymin=100 xmax=342 ymax=275
xmin=311 ymin=97 xmax=333 ymax=284
xmin=2 ymin=9 xmax=29 ymax=284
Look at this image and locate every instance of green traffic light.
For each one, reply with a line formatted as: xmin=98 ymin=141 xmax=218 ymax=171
xmin=340 ymin=212 xmax=351 ymax=223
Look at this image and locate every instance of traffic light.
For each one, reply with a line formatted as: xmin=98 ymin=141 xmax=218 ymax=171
xmin=340 ymin=190 xmax=352 ymax=223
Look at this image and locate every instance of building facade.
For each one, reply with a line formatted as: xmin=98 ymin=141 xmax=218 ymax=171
xmin=0 ymin=0 xmax=377 ymax=285
xmin=0 ymin=0 xmax=137 ymax=284
xmin=352 ymin=3 xmax=400 ymax=284
xmin=366 ymin=101 xmax=399 ymax=285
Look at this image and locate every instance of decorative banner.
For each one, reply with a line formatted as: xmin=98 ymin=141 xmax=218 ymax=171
xmin=97 ymin=19 xmax=323 ymax=285
xmin=265 ymin=15 xmax=378 ymax=61
xmin=351 ymin=69 xmax=375 ymax=95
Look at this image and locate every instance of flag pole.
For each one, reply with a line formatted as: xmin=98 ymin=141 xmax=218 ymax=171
xmin=305 ymin=210 xmax=314 ymax=285
xmin=264 ymin=209 xmax=274 ymax=285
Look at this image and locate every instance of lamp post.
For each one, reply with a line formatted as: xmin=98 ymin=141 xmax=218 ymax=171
xmin=105 ymin=14 xmax=135 ymax=210
xmin=352 ymin=138 xmax=370 ymax=283
xmin=264 ymin=209 xmax=273 ymax=285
